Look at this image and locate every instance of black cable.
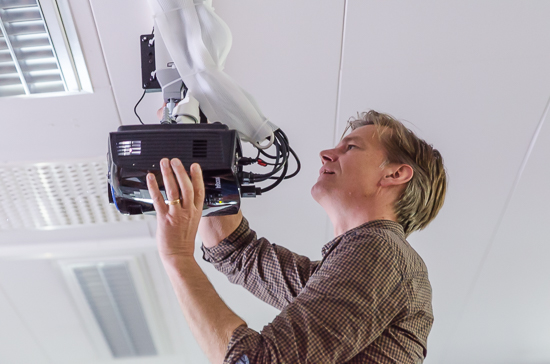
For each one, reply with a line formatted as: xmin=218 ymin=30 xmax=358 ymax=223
xmin=133 ymin=27 xmax=155 ymax=126
xmin=253 ymin=132 xmax=282 ymax=180
xmin=253 ymin=140 xmax=282 ymax=181
xmin=278 ymin=128 xmax=289 ymax=143
xmin=284 ymin=146 xmax=301 ymax=179
xmin=256 ymin=134 xmax=278 ymax=159
xmin=259 ymin=148 xmax=278 ymax=160
xmin=274 ymin=129 xmax=301 ymax=179
xmin=253 ymin=131 xmax=288 ymax=181
xmin=261 ymin=150 xmax=289 ymax=193
xmin=276 ymin=129 xmax=300 ymax=179
xmin=240 ymin=128 xmax=300 ymax=193
xmin=263 ymin=131 xmax=290 ymax=185
xmin=269 ymin=131 xmax=290 ymax=177
xmin=134 ymin=89 xmax=146 ymax=125
xmin=267 ymin=149 xmax=290 ymax=179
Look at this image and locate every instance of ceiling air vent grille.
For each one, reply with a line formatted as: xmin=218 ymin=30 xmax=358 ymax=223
xmin=0 ymin=0 xmax=65 ymax=96
xmin=0 ymin=159 xmax=145 ymax=230
xmin=72 ymin=262 xmax=157 ymax=358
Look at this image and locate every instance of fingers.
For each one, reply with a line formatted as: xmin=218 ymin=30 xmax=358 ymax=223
xmin=147 ymin=172 xmax=168 ymax=215
xmin=156 ymin=158 xmax=204 ymax=214
xmin=190 ymin=163 xmax=205 ymax=211
xmin=161 ymin=158 xmax=181 ymax=206
xmin=170 ymin=158 xmax=194 ymax=208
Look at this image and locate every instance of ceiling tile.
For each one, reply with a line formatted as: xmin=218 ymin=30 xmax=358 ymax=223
xmin=0 ymin=284 xmax=49 ymax=364
xmin=0 ymin=0 xmax=121 ymax=163
xmin=338 ymin=1 xmax=550 ymax=362
xmin=445 ymin=100 xmax=550 ymax=364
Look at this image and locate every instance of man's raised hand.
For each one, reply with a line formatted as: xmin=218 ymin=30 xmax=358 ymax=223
xmin=146 ymin=158 xmax=205 ymax=259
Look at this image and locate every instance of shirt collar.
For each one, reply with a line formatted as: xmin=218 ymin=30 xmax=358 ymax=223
xmin=321 ymin=220 xmax=405 ymax=258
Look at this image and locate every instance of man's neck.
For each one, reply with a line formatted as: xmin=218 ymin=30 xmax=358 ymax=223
xmin=324 ymin=199 xmax=397 ymax=237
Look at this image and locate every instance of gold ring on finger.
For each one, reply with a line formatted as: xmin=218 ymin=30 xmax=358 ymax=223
xmin=166 ymin=198 xmax=181 ymax=206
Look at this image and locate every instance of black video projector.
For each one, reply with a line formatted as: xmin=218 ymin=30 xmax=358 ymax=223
xmin=107 ymin=123 xmax=242 ymax=216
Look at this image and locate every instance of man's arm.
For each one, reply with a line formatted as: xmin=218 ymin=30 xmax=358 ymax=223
xmin=199 ymin=210 xmax=243 ymax=248
xmin=147 ymin=158 xmax=246 ymax=363
xmin=161 ymin=255 xmax=246 ymax=364
xmin=202 ymin=218 xmax=320 ymax=310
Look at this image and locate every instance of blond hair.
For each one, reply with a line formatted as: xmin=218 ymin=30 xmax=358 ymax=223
xmin=346 ymin=110 xmax=447 ymax=237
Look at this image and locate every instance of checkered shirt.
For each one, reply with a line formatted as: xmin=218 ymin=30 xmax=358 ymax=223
xmin=201 ymin=217 xmax=433 ymax=363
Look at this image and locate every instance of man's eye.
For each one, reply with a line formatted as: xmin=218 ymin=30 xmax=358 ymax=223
xmin=347 ymin=145 xmax=356 ymax=150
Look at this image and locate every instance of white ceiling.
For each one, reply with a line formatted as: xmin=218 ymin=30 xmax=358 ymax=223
xmin=0 ymin=1 xmax=549 ymax=363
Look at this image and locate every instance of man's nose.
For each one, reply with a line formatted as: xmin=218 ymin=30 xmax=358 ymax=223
xmin=320 ymin=148 xmax=338 ymax=163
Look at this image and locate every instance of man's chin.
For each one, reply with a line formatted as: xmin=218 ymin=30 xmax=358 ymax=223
xmin=310 ymin=181 xmax=326 ymax=203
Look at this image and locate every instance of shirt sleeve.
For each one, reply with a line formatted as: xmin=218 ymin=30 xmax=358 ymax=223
xmin=201 ymin=217 xmax=320 ymax=310
xmin=222 ymin=231 xmax=408 ymax=364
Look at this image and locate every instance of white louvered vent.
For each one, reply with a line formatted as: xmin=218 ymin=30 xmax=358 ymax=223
xmin=0 ymin=159 xmax=146 ymax=230
xmin=60 ymin=258 xmax=167 ymax=359
xmin=0 ymin=0 xmax=65 ymax=96
xmin=73 ymin=262 xmax=158 ymax=358
xmin=0 ymin=0 xmax=90 ymax=97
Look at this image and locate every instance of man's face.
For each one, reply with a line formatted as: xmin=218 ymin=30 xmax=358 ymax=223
xmin=311 ymin=125 xmax=389 ymax=205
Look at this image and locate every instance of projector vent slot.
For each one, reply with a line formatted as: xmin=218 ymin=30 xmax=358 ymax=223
xmin=117 ymin=141 xmax=142 ymax=156
xmin=73 ymin=262 xmax=157 ymax=358
xmin=193 ymin=139 xmax=207 ymax=158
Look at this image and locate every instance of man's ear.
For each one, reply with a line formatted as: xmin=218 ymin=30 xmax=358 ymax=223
xmin=380 ymin=164 xmax=413 ymax=187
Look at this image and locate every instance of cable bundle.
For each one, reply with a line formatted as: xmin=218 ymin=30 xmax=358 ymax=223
xmin=239 ymin=129 xmax=301 ymax=194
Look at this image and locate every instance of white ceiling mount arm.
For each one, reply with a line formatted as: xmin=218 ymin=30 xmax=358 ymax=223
xmin=146 ymin=0 xmax=275 ymax=145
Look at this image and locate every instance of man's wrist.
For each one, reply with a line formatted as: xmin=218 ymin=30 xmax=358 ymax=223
xmin=160 ymin=253 xmax=197 ymax=269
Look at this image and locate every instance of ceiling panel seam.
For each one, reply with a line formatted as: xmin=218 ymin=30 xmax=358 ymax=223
xmin=441 ymin=91 xmax=550 ymax=362
xmin=86 ymin=0 xmax=123 ymax=126
xmin=331 ymin=0 xmax=349 ymax=147
xmin=0 ymin=282 xmax=53 ymax=363
xmin=324 ymin=0 xmax=349 ymax=244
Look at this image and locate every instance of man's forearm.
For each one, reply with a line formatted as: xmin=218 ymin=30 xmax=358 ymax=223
xmin=162 ymin=256 xmax=246 ymax=364
xmin=199 ymin=210 xmax=243 ymax=248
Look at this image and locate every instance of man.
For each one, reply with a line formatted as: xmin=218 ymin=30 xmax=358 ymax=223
xmin=147 ymin=110 xmax=447 ymax=363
